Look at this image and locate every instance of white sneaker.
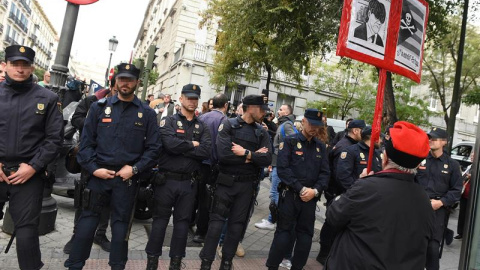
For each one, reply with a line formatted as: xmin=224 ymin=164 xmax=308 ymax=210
xmin=279 ymin=259 xmax=292 ymax=269
xmin=254 ymin=219 xmax=275 ymax=230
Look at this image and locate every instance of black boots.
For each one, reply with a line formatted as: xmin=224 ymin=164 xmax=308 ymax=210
xmin=219 ymin=258 xmax=233 ymax=270
xmin=169 ymin=256 xmax=183 ymax=270
xmin=146 ymin=255 xmax=159 ymax=270
xmin=200 ymin=258 xmax=213 ymax=270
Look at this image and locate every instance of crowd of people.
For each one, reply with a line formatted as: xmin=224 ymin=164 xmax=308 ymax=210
xmin=0 ymin=44 xmax=469 ymax=270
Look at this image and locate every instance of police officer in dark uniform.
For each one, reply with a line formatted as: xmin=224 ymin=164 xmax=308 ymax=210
xmin=0 ymin=45 xmax=63 ymax=270
xmin=415 ymin=127 xmax=462 ymax=270
xmin=336 ymin=126 xmax=382 ymax=190
xmin=64 ymin=63 xmax=161 ymax=270
xmin=145 ymin=84 xmax=211 ymax=270
xmin=266 ymin=109 xmax=330 ymax=270
xmin=317 ymin=119 xmax=365 ymax=264
xmin=199 ymin=95 xmax=272 ymax=270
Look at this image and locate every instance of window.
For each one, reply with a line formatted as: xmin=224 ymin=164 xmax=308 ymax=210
xmin=224 ymin=84 xmax=246 ymax=108
xmin=429 ymin=91 xmax=437 ymax=110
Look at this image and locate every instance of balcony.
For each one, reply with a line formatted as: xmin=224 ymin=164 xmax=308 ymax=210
xmin=29 ymin=33 xmax=37 ymax=42
xmin=173 ymin=40 xmax=214 ymax=65
xmin=4 ymin=36 xmax=19 ymax=46
xmin=0 ymin=24 xmax=3 ymax=34
xmin=0 ymin=0 xmax=8 ymax=10
xmin=19 ymin=0 xmax=31 ymax=15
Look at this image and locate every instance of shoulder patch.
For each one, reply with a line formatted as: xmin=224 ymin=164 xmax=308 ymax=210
xmin=341 ymin=152 xmax=347 ymax=159
xmin=160 ymin=119 xmax=165 ymax=127
xmin=279 ymin=142 xmax=284 ymax=150
xmin=218 ymin=123 xmax=224 ymax=132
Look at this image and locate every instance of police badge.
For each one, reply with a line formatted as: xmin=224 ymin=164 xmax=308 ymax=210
xmin=341 ymin=152 xmax=347 ymax=159
xmin=160 ymin=119 xmax=166 ymax=127
xmin=279 ymin=142 xmax=284 ymax=150
xmin=218 ymin=124 xmax=224 ymax=131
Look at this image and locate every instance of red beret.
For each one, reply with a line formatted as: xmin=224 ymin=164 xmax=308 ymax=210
xmin=94 ymin=88 xmax=110 ymax=100
xmin=384 ymin=121 xmax=430 ymax=168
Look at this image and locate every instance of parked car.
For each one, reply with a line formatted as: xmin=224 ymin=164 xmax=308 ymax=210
xmin=450 ymin=141 xmax=475 ymax=171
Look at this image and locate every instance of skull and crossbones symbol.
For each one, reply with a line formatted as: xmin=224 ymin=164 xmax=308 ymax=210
xmin=400 ymin=12 xmax=415 ymax=34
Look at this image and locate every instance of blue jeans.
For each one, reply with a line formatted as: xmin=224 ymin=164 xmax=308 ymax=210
xmin=268 ymin=167 xmax=281 ymax=223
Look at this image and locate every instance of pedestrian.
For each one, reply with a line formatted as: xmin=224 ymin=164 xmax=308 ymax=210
xmin=199 ymin=95 xmax=272 ymax=270
xmin=336 ymin=126 xmax=382 ymax=191
xmin=64 ymin=63 xmax=161 ymax=270
xmin=331 ymin=118 xmax=353 ymax=146
xmin=415 ymin=127 xmax=463 ymax=270
xmin=326 ymin=121 xmax=435 ymax=269
xmin=145 ymin=83 xmax=211 ymax=270
xmin=63 ymin=76 xmax=118 ymax=254
xmin=157 ymin=94 xmax=175 ymax=121
xmin=0 ymin=45 xmax=64 ymax=270
xmin=322 ymin=116 xmax=336 ymax=145
xmin=208 ymin=98 xmax=214 ymax=111
xmin=317 ymin=119 xmax=365 ymax=264
xmin=147 ymin=94 xmax=154 ymax=105
xmin=0 ymin=61 xmax=6 ymax=82
xmin=38 ymin=70 xmax=50 ymax=87
xmin=193 ymin=94 xmax=229 ymax=244
xmin=265 ymin=109 xmax=330 ymax=270
xmin=455 ymin=151 xmax=474 ymax=240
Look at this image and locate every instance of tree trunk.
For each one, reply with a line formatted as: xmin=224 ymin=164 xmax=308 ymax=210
xmin=383 ymin=71 xmax=398 ymax=127
xmin=265 ymin=64 xmax=272 ymax=91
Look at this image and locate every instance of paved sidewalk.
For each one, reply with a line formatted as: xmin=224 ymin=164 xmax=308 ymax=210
xmin=0 ymin=179 xmax=461 ymax=269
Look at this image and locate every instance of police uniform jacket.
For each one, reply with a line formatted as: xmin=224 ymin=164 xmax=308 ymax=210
xmin=157 ymin=111 xmax=211 ymax=174
xmin=327 ymin=135 xmax=358 ymax=194
xmin=217 ymin=116 xmax=272 ymax=176
xmin=326 ymin=171 xmax=435 ymax=270
xmin=0 ymin=78 xmax=63 ymax=171
xmin=77 ymin=95 xmax=161 ymax=174
xmin=415 ymin=152 xmax=462 ymax=207
xmin=277 ymin=133 xmax=330 ymax=192
xmin=336 ymin=141 xmax=382 ymax=190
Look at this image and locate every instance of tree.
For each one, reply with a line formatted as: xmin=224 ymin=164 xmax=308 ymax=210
xmin=309 ymin=60 xmax=436 ymax=127
xmin=201 ymin=0 xmax=342 ymax=92
xmin=423 ymin=19 xmax=480 ymax=128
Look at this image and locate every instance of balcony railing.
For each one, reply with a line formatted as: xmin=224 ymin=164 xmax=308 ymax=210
xmin=19 ymin=0 xmax=31 ymax=14
xmin=1 ymin=0 xmax=8 ymax=10
xmin=0 ymin=24 xmax=4 ymax=34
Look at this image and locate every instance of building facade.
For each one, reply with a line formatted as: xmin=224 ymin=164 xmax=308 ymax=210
xmin=0 ymin=0 xmax=57 ymax=70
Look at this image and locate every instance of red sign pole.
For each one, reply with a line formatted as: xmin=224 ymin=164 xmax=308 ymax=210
xmin=367 ymin=68 xmax=387 ymax=173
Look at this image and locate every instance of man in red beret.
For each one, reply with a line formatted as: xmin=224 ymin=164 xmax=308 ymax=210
xmin=325 ymin=121 xmax=435 ymax=269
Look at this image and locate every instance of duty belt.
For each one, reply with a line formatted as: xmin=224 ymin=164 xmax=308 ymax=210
xmin=98 ymin=164 xmax=125 ymax=172
xmin=164 ymin=172 xmax=193 ymax=181
xmin=219 ymin=173 xmax=257 ymax=183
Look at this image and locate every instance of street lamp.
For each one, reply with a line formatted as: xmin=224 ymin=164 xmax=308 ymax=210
xmin=105 ymin=35 xmax=118 ymax=87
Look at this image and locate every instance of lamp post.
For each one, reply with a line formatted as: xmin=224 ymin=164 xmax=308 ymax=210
xmin=105 ymin=36 xmax=118 ymax=87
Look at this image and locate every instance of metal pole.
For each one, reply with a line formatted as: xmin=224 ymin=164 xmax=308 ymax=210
xmin=49 ymin=2 xmax=79 ymax=101
xmin=105 ymin=52 xmax=112 ymax=87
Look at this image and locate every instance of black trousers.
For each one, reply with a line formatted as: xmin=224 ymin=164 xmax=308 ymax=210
xmin=457 ymin=197 xmax=468 ymax=236
xmin=426 ymin=207 xmax=447 ymax=270
xmin=195 ymin=164 xmax=213 ymax=236
xmin=200 ymin=181 xmax=253 ymax=261
xmin=266 ymin=189 xmax=317 ymax=270
xmin=0 ymin=174 xmax=44 ymax=270
xmin=145 ymin=178 xmax=197 ymax=258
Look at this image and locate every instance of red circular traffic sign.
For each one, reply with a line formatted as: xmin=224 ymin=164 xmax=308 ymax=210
xmin=66 ymin=0 xmax=99 ymax=5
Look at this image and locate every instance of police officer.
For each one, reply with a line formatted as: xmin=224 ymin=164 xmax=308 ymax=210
xmin=415 ymin=128 xmax=462 ymax=270
xmin=65 ymin=63 xmax=161 ymax=270
xmin=317 ymin=119 xmax=365 ymax=264
xmin=145 ymin=84 xmax=211 ymax=270
xmin=0 ymin=45 xmax=63 ymax=270
xmin=265 ymin=109 xmax=330 ymax=270
xmin=200 ymin=95 xmax=272 ymax=270
xmin=336 ymin=126 xmax=382 ymax=190
xmin=63 ymin=79 xmax=117 ymax=254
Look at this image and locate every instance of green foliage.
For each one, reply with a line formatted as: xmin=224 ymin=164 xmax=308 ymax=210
xmin=34 ymin=68 xmax=45 ymax=80
xmin=311 ymin=59 xmax=436 ymax=126
xmin=149 ymin=68 xmax=159 ymax=86
xmin=201 ymin=0 xmax=342 ymax=91
xmin=423 ymin=18 xmax=480 ymax=124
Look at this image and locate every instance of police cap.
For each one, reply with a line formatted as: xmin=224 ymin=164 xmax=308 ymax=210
xmin=116 ymin=63 xmax=140 ymax=79
xmin=181 ymin=84 xmax=201 ymax=98
xmin=348 ymin=119 xmax=366 ymax=129
xmin=427 ymin=127 xmax=447 ymax=139
xmin=361 ymin=126 xmax=372 ymax=136
xmin=5 ymin=45 xmax=35 ymax=63
xmin=243 ymin=95 xmax=268 ymax=110
xmin=304 ymin=108 xmax=324 ymax=126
